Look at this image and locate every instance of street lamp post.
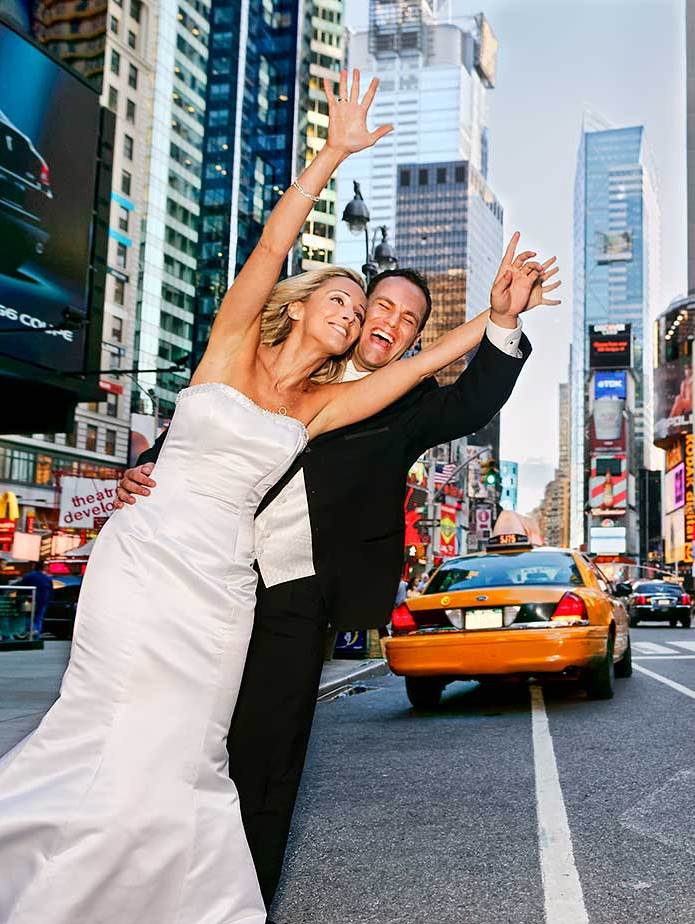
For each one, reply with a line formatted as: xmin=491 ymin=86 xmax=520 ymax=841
xmin=341 ymin=180 xmax=398 ymax=282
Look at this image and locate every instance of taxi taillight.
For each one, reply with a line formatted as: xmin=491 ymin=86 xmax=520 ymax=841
xmin=392 ymin=604 xmax=417 ymax=633
xmin=551 ymin=592 xmax=587 ymax=621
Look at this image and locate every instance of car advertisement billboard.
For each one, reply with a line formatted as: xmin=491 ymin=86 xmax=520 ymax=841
xmin=0 ymin=20 xmax=100 ymax=374
xmin=654 ymin=356 xmax=692 ymax=443
xmin=588 ymin=323 xmax=632 ymax=370
xmin=593 ymin=370 xmax=627 ymax=400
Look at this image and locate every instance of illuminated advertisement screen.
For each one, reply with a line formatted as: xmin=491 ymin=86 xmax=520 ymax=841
xmin=665 ymin=463 xmax=686 ymax=513
xmin=654 ymin=357 xmax=692 ymax=442
xmin=475 ymin=14 xmax=498 ymax=88
xmin=595 ymin=230 xmax=632 ymax=264
xmin=594 ymin=370 xmax=627 ymax=400
xmin=0 ymin=20 xmax=100 ymax=373
xmin=664 ymin=509 xmax=686 ymax=564
xmin=589 ymin=323 xmax=632 ymax=369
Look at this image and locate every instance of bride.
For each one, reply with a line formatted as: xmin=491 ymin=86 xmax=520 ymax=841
xmin=0 ymin=70 xmax=546 ymax=924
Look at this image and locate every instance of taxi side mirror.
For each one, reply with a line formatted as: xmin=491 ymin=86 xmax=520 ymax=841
xmin=614 ymin=582 xmax=632 ymax=598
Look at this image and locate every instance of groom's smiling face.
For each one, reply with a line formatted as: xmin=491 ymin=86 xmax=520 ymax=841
xmin=353 ymin=276 xmax=428 ymax=371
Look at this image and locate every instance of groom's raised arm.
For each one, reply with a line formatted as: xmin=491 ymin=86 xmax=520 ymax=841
xmin=406 ymin=322 xmax=531 ymax=458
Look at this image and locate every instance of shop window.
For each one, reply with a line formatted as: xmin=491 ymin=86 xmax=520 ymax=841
xmin=35 ymin=455 xmax=53 ymax=486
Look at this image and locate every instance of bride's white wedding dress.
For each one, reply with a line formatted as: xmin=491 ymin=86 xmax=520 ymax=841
xmin=0 ymin=383 xmax=308 ymax=924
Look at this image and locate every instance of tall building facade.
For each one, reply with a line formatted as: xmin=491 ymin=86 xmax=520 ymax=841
xmin=570 ymin=119 xmax=661 ymax=552
xmin=192 ymin=0 xmax=344 ymax=367
xmin=336 ymin=1 xmax=496 ymax=272
xmin=395 ymin=159 xmax=503 ymax=384
xmin=0 ymin=0 xmax=154 ymax=525
xmin=134 ymin=0 xmax=211 ymax=417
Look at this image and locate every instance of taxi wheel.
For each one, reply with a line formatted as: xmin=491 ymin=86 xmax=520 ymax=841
xmin=584 ymin=636 xmax=615 ymax=700
xmin=681 ymin=615 xmax=692 ymax=628
xmin=669 ymin=617 xmax=678 ymax=629
xmin=405 ymin=676 xmax=444 ymax=709
xmin=614 ymin=635 xmax=632 ymax=678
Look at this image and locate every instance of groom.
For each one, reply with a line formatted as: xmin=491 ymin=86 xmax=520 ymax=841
xmin=116 ymin=235 xmax=557 ymax=918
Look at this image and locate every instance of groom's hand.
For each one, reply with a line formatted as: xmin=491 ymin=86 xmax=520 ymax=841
xmin=490 ymin=232 xmax=562 ymax=326
xmin=113 ymin=463 xmax=157 ymax=508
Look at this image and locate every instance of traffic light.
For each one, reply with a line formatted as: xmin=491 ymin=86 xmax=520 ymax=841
xmin=482 ymin=460 xmax=502 ymax=489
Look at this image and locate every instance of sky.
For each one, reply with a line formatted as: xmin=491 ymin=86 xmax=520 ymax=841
xmin=344 ymin=0 xmax=687 ymax=513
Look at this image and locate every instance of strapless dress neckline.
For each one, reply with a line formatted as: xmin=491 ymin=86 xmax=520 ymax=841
xmin=177 ymin=381 xmax=309 ymax=439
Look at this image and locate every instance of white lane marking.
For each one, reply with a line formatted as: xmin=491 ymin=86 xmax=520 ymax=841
xmin=633 ymin=663 xmax=695 ymax=700
xmin=633 ymin=654 xmax=695 ymax=660
xmin=530 ymin=685 xmax=589 ymax=924
xmin=669 ymin=641 xmax=695 ymax=652
xmin=632 ymin=641 xmax=677 ymax=655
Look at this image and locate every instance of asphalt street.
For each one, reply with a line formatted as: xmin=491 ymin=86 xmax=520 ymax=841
xmin=273 ymin=625 xmax=695 ymax=924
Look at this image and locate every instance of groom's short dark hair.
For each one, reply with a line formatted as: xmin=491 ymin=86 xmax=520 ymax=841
xmin=366 ymin=268 xmax=432 ymax=332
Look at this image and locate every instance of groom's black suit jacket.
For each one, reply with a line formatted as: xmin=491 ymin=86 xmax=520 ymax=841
xmin=139 ymin=333 xmax=531 ymax=630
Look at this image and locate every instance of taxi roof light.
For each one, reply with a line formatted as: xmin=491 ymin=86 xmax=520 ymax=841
xmin=485 ymin=533 xmax=533 ymax=551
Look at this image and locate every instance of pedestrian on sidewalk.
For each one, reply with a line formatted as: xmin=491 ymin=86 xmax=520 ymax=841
xmin=12 ymin=562 xmax=53 ymax=639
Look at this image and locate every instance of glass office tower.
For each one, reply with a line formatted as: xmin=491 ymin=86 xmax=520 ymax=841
xmin=570 ymin=119 xmax=661 ymax=548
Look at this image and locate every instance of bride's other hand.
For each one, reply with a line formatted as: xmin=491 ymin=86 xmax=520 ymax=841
xmin=324 ymin=69 xmax=393 ymax=156
xmin=490 ymin=232 xmax=561 ymax=326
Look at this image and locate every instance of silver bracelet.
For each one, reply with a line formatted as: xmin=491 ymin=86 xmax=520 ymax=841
xmin=291 ymin=180 xmax=320 ymax=203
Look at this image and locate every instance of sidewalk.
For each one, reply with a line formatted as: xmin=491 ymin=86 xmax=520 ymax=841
xmin=0 ymin=642 xmax=387 ymax=756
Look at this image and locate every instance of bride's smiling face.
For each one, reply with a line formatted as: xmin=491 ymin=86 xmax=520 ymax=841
xmin=289 ymin=278 xmax=367 ymax=355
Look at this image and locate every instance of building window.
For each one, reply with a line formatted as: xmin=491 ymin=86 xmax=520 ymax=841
xmin=106 ymin=393 xmax=119 ymax=418
xmin=86 ymin=425 xmax=98 ymax=452
xmin=111 ymin=49 xmax=120 ymax=75
xmin=455 ymin=165 xmax=466 ymax=183
xmin=108 ymin=85 xmax=118 ymax=112
xmin=436 ymin=167 xmax=447 ymax=184
xmin=109 ymin=14 xmax=119 ymax=33
xmin=111 ymin=315 xmax=124 ymax=341
xmin=126 ymin=99 xmax=136 ymax=123
xmin=105 ymin=429 xmax=117 ymax=455
xmin=113 ymin=277 xmax=125 ymax=306
xmin=116 ymin=243 xmax=127 ymax=268
xmin=400 ymin=168 xmax=410 ymax=187
xmin=123 ymin=134 xmax=134 ymax=159
xmin=418 ymin=168 xmax=428 ymax=186
xmin=121 ymin=169 xmax=132 ymax=196
xmin=128 ymin=64 xmax=138 ymax=89
xmin=118 ymin=206 xmax=129 ymax=232
xmin=130 ymin=0 xmax=142 ymax=22
xmin=128 ymin=29 xmax=137 ymax=49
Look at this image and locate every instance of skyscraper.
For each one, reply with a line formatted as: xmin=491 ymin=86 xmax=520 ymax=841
xmin=395 ymin=159 xmax=503 ymax=385
xmin=192 ymin=0 xmax=344 ymax=367
xmin=570 ymin=118 xmax=661 ymax=551
xmin=336 ymin=1 xmax=496 ymax=272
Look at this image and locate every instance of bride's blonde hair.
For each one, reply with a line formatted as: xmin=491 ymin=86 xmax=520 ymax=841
xmin=260 ymin=266 xmax=366 ymax=384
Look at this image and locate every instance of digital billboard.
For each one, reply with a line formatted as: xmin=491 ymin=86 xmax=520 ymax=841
xmin=589 ymin=323 xmax=632 ymax=370
xmin=653 ymin=355 xmax=692 ymax=444
xmin=593 ymin=371 xmax=627 ymax=400
xmin=595 ymin=230 xmax=632 ymax=264
xmin=475 ymin=14 xmax=498 ymax=89
xmin=665 ymin=463 xmax=685 ymax=514
xmin=0 ymin=19 xmax=100 ymax=375
xmin=664 ymin=510 xmax=686 ymax=565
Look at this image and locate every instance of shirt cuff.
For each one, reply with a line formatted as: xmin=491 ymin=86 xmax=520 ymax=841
xmin=485 ymin=316 xmax=523 ymax=359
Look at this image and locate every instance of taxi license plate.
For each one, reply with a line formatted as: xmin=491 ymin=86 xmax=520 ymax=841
xmin=465 ymin=608 xmax=503 ymax=630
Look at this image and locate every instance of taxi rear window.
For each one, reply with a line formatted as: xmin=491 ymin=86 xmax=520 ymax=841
xmin=427 ymin=551 xmax=584 ymax=593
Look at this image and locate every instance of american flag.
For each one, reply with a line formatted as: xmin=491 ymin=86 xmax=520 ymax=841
xmin=433 ymin=463 xmax=457 ymax=487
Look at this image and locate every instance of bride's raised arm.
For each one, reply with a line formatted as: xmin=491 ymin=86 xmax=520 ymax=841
xmin=308 ymin=260 xmax=558 ymax=439
xmin=193 ymin=69 xmax=392 ymax=380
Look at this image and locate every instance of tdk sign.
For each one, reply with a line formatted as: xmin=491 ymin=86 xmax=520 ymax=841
xmin=594 ymin=371 xmax=627 ymax=399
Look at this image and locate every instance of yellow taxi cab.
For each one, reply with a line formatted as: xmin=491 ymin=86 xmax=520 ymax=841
xmin=385 ymin=525 xmax=632 ymax=708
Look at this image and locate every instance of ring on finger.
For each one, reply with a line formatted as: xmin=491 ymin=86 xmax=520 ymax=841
xmin=336 ymin=96 xmax=348 ymax=102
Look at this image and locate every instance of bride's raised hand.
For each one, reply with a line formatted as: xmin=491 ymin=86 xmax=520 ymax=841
xmin=324 ymin=69 xmax=393 ymax=156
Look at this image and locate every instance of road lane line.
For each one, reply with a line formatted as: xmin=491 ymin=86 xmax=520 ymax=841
xmin=530 ymin=685 xmax=589 ymax=924
xmin=632 ymin=641 xmax=677 ymax=654
xmin=633 ymin=663 xmax=695 ymax=700
xmin=669 ymin=641 xmax=695 ymax=652
xmin=633 ymin=654 xmax=695 ymax=660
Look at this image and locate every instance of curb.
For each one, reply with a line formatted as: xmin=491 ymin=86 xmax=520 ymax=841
xmin=318 ymin=659 xmax=389 ymax=698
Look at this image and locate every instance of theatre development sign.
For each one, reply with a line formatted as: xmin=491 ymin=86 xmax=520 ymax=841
xmin=59 ymin=477 xmax=119 ymax=528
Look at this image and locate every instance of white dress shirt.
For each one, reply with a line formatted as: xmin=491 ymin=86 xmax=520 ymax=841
xmin=254 ymin=317 xmax=523 ymax=587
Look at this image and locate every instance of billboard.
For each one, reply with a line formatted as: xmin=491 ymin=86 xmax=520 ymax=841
xmin=595 ymin=230 xmax=633 ymax=264
xmin=594 ymin=371 xmax=627 ymax=400
xmin=589 ymin=324 xmax=632 ymax=370
xmin=0 ymin=20 xmax=101 ymax=375
xmin=590 ymin=401 xmax=626 ymax=453
xmin=475 ymin=14 xmax=498 ymax=88
xmin=500 ymin=460 xmax=518 ymax=511
xmin=590 ymin=525 xmax=626 ymax=555
xmin=439 ymin=504 xmax=458 ymax=557
xmin=589 ymin=456 xmax=627 ymax=515
xmin=664 ymin=510 xmax=686 ymax=565
xmin=654 ymin=357 xmax=692 ymax=443
xmin=58 ymin=476 xmax=118 ymax=527
xmin=665 ymin=463 xmax=685 ymax=514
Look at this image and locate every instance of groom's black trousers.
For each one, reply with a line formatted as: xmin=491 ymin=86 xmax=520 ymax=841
xmin=227 ymin=572 xmax=330 ymax=908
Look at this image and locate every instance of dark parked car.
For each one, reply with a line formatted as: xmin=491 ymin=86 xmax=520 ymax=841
xmin=628 ymin=580 xmax=692 ymax=628
xmin=43 ymin=575 xmax=82 ymax=640
xmin=0 ymin=108 xmax=53 ymax=274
